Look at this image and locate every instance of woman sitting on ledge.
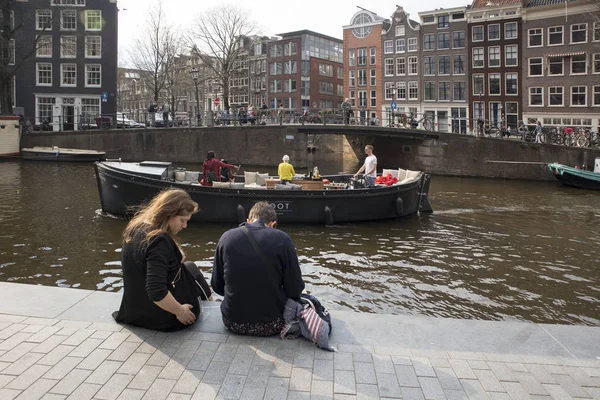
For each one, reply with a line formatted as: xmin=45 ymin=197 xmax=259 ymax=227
xmin=113 ymin=188 xmax=212 ymax=331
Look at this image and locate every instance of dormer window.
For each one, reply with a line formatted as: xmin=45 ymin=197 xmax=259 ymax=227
xmin=351 ymin=12 xmax=373 ymax=39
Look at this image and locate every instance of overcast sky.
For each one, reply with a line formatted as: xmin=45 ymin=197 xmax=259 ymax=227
xmin=117 ymin=0 xmax=470 ymax=66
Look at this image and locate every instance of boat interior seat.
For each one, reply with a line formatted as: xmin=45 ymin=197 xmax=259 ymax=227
xmin=382 ymin=169 xmax=399 ymax=179
xmin=397 ymin=168 xmax=407 ymax=181
xmin=212 ymin=182 xmax=231 ymax=188
xmin=244 ymin=182 xmax=267 ymax=190
xmin=406 ymin=170 xmax=421 ymax=180
xmin=274 ymin=184 xmax=302 ymax=190
xmin=184 ymin=171 xmax=200 ymax=182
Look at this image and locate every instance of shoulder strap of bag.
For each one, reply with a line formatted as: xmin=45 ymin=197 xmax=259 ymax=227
xmin=241 ymin=225 xmax=280 ymax=278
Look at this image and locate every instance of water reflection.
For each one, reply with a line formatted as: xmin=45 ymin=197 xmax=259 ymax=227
xmin=0 ymin=160 xmax=598 ymax=326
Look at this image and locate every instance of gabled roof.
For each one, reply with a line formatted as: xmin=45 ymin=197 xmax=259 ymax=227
xmin=525 ymin=0 xmax=574 ymax=8
xmin=471 ymin=0 xmax=522 ymax=8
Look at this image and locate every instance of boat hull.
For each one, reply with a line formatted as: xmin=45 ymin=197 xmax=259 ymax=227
xmin=21 ymin=147 xmax=105 ymax=162
xmin=548 ymin=163 xmax=600 ymax=190
xmin=95 ymin=162 xmax=433 ymax=224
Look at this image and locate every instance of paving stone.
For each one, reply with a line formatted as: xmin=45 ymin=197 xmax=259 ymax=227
xmin=3 ymin=354 xmax=46 ymax=378
xmin=22 ymin=317 xmax=58 ymax=326
xmin=355 ymin=383 xmax=379 ymax=399
xmin=513 ymin=371 xmax=549 ymax=396
xmin=314 ymin=350 xmax=334 ymax=360
xmin=501 ymin=381 xmax=532 ymax=400
xmin=334 ymin=352 xmax=354 ymax=372
xmin=191 ymin=381 xmax=221 ymax=400
xmin=238 ymin=386 xmax=265 ymax=400
xmin=30 ymin=335 xmax=68 ymax=354
xmin=0 ymin=325 xmax=28 ymax=341
xmin=40 ymin=393 xmax=67 ymax=400
xmin=48 ymin=368 xmax=92 ymax=395
xmin=338 ymin=344 xmax=374 ymax=354
xmin=412 ymin=357 xmax=436 ymax=377
xmin=552 ymin=373 xmax=594 ymax=398
xmin=115 ymin=352 xmax=150 ymax=376
xmin=293 ymin=351 xmax=315 ymax=369
xmin=444 ymin=389 xmax=470 ymax=400
xmin=166 ymin=394 xmax=191 ymax=400
xmin=94 ymin=373 xmax=133 ymax=400
xmin=128 ymin=365 xmax=163 ymax=390
xmin=13 ymin=378 xmax=57 ymax=400
xmin=188 ymin=332 xmax=228 ymax=343
xmin=0 ymin=360 xmax=9 ymax=372
xmin=216 ymin=374 xmax=245 ymax=399
xmin=474 ymin=368 xmax=505 ymax=392
xmin=582 ymin=367 xmax=600 ymax=378
xmin=419 ymin=376 xmax=446 ymax=399
xmin=335 ymin=370 xmax=357 ymax=395
xmin=116 ymin=388 xmax=145 ymax=400
xmin=68 ymin=338 xmax=103 ymax=358
xmin=0 ymin=333 xmax=33 ymax=352
xmin=526 ymin=364 xmax=558 ymax=385
xmin=353 ymin=362 xmax=377 ymax=386
xmin=467 ymin=360 xmax=490 ymax=370
xmin=487 ymin=393 xmax=512 ymax=400
xmin=6 ymin=364 xmax=52 ymax=390
xmin=487 ymin=361 xmax=518 ymax=382
xmin=172 ymin=369 xmax=203 ymax=395
xmin=0 ymin=388 xmax=21 ymax=400
xmin=211 ymin=344 xmax=237 ymax=363
xmin=85 ymin=360 xmax=122 ymax=385
xmin=77 ymin=348 xmax=113 ymax=370
xmin=434 ymin=367 xmax=462 ymax=390
xmin=65 ymin=382 xmax=101 ymax=400
xmin=586 ymin=387 xmax=600 ymax=400
xmin=158 ymin=359 xmax=187 ymax=380
xmin=565 ymin=366 xmax=600 ymax=387
xmin=485 ymin=353 xmax=524 ymax=363
xmin=24 ymin=327 xmax=62 ymax=343
xmin=90 ymin=330 xmax=114 ymax=340
xmin=391 ymin=355 xmax=413 ymax=366
xmin=264 ymin=376 xmax=289 ymax=400
xmin=54 ymin=320 xmax=92 ymax=330
xmin=55 ymin=328 xmax=78 ymax=337
xmin=0 ymin=342 xmax=37 ymax=362
xmin=506 ymin=362 xmax=528 ymax=372
xmin=37 ymin=345 xmax=76 ymax=366
xmin=226 ymin=353 xmax=253 ymax=376
xmin=0 ymin=316 xmax=26 ymax=324
xmin=143 ymin=377 xmax=177 ymax=400
xmin=373 ymin=346 xmax=410 ymax=357
xmin=43 ymin=356 xmax=83 ymax=380
xmin=187 ymin=354 xmax=212 ymax=372
xmin=172 ymin=340 xmax=201 ymax=362
xmin=271 ymin=358 xmax=292 ymax=378
xmin=287 ymin=391 xmax=311 ymax=399
xmin=0 ymin=373 xmax=16 ymax=388
xmin=542 ymin=383 xmax=575 ymax=399
xmin=135 ymin=342 xmax=159 ymax=355
xmin=460 ymin=378 xmax=490 ymax=400
xmin=99 ymin=332 xmax=131 ymax=351
xmin=449 ymin=359 xmax=477 ymax=380
xmin=20 ymin=325 xmax=45 ymax=334
xmin=372 ymin=354 xmax=395 ymax=375
xmin=400 ymin=386 xmax=425 ymax=400
xmin=430 ymin=358 xmax=451 ymax=368
xmin=244 ymin=364 xmax=271 ymax=388
xmin=201 ymin=361 xmax=230 ymax=384
xmin=545 ymin=364 xmax=570 ymax=375
xmin=107 ymin=341 xmax=141 ymax=363
xmin=313 ymin=359 xmax=334 ymax=381
xmin=146 ymin=348 xmax=177 ymax=368
xmin=394 ymin=364 xmax=420 ymax=387
xmin=376 ymin=372 xmax=401 ymax=398
xmin=448 ymin=351 xmax=486 ymax=361
xmin=89 ymin=323 xmax=122 ymax=333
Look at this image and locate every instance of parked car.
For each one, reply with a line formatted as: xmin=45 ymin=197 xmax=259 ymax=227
xmin=116 ymin=113 xmax=144 ymax=128
xmin=146 ymin=112 xmax=173 ymax=127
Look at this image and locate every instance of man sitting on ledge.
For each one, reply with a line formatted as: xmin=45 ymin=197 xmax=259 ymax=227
xmin=211 ymin=202 xmax=305 ymax=336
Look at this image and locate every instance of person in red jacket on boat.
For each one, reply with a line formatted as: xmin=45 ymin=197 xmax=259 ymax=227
xmin=200 ymin=151 xmax=238 ymax=186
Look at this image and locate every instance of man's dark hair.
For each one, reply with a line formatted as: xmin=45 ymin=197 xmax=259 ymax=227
xmin=248 ymin=201 xmax=277 ymax=224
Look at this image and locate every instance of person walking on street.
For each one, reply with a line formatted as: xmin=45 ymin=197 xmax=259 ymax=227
xmin=353 ymin=145 xmax=377 ymax=188
xmin=162 ymin=101 xmax=170 ymax=128
xmin=148 ymin=103 xmax=157 ymax=127
xmin=278 ymin=103 xmax=285 ymax=125
xmin=341 ymin=98 xmax=352 ymax=125
xmin=535 ymin=121 xmax=544 ymax=144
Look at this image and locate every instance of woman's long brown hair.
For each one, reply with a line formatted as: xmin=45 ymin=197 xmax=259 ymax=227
xmin=123 ymin=188 xmax=199 ymax=245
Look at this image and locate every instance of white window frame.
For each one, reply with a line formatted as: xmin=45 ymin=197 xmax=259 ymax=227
xmin=548 ymin=26 xmax=563 ymax=46
xmin=36 ymin=10 xmax=52 ymax=31
xmin=84 ymin=35 xmax=101 ymax=59
xmin=548 ymin=56 xmax=564 ymax=76
xmin=529 ymin=87 xmax=544 ymax=107
xmin=424 ymin=56 xmax=435 ymax=76
xmin=472 ymin=25 xmax=484 ymax=42
xmin=395 ymin=57 xmax=405 ymax=75
xmin=385 ymin=82 xmax=394 ymax=100
xmin=439 ymin=81 xmax=451 ymax=102
xmin=407 ymin=38 xmax=418 ymax=52
xmin=60 ymin=36 xmax=76 ymax=59
xmin=85 ymin=64 xmax=101 ymax=87
xmin=8 ymin=39 xmax=14 ymax=65
xmin=548 ymin=86 xmax=563 ymax=107
xmin=593 ymin=85 xmax=600 ymax=106
xmin=60 ymin=10 xmax=77 ymax=31
xmin=424 ymin=34 xmax=435 ymax=51
xmin=488 ymin=24 xmax=500 ymax=41
xmin=85 ymin=10 xmax=102 ymax=31
xmin=571 ymin=54 xmax=587 ymax=75
xmin=528 ymin=28 xmax=543 ymax=47
xmin=424 ymin=81 xmax=436 ymax=101
xmin=384 ymin=40 xmax=393 ymax=54
xmin=505 ymin=45 xmax=517 ymax=67
xmin=438 ymin=55 xmax=450 ymax=75
xmin=454 ymin=54 xmax=465 ymax=75
xmin=453 ymin=30 xmax=465 ymax=49
xmin=408 ymin=81 xmax=418 ymax=100
xmin=36 ymin=35 xmax=52 ymax=58
xmin=395 ymin=38 xmax=405 ymax=53
xmin=397 ymin=82 xmax=406 ymax=100
xmin=528 ymin=57 xmax=543 ymax=77
xmin=36 ymin=63 xmax=52 ymax=87
xmin=570 ymin=86 xmax=586 ymax=106
xmin=60 ymin=63 xmax=77 ymax=87
xmin=505 ymin=73 xmax=518 ymax=96
xmin=384 ymin=59 xmax=394 ymax=76
xmin=473 ymin=47 xmax=484 ymax=68
xmin=594 ymin=22 xmax=600 ymax=43
xmin=408 ymin=56 xmax=418 ymax=75
xmin=489 ymin=73 xmax=501 ymax=96
xmin=395 ymin=25 xmax=405 ymax=36
xmin=473 ymin=74 xmax=484 ymax=95
xmin=594 ymin=53 xmax=600 ymax=74
xmin=570 ymin=23 xmax=587 ymax=44
xmin=488 ymin=46 xmax=500 ymax=68
xmin=504 ymin=22 xmax=518 ymax=40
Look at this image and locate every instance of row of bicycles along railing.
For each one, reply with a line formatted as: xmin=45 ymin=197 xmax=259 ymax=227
xmin=520 ymin=125 xmax=600 ymax=148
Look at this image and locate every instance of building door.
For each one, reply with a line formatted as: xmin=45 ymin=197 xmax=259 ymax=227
xmin=438 ymin=111 xmax=449 ymax=132
xmin=451 ymin=107 xmax=467 ymax=134
xmin=62 ymin=105 xmax=75 ymax=131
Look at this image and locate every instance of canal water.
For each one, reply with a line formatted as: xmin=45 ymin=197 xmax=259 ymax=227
xmin=0 ymin=160 xmax=599 ymax=326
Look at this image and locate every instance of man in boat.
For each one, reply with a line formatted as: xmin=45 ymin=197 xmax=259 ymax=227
xmin=200 ymin=151 xmax=238 ymax=186
xmin=211 ymin=201 xmax=305 ymax=336
xmin=353 ymin=144 xmax=377 ymax=187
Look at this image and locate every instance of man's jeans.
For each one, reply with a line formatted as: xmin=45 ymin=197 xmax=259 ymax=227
xmin=365 ymin=175 xmax=375 ymax=187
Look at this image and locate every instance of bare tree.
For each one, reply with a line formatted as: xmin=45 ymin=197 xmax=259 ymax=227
xmin=189 ymin=6 xmax=258 ymax=111
xmin=129 ymin=2 xmax=180 ymax=105
xmin=0 ymin=1 xmax=51 ymax=115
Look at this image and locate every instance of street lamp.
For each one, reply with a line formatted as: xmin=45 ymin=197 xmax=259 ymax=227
xmin=189 ymin=67 xmax=201 ymax=126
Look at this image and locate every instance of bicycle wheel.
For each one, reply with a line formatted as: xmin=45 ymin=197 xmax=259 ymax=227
xmin=575 ymin=135 xmax=589 ymax=148
xmin=422 ymin=118 xmax=433 ymax=131
xmin=564 ymin=135 xmax=575 ymax=147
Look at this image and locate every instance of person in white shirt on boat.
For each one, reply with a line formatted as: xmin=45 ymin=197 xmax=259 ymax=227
xmin=353 ymin=145 xmax=377 ymax=187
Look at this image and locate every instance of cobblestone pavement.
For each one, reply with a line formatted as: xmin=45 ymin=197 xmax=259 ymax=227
xmin=0 ymin=283 xmax=599 ymax=399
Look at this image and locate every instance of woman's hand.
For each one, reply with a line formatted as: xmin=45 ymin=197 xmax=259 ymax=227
xmin=208 ymin=295 xmax=214 ymax=301
xmin=176 ymin=304 xmax=196 ymax=325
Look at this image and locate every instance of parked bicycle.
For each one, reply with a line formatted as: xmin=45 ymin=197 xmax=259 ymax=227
xmin=407 ymin=113 xmax=433 ymax=131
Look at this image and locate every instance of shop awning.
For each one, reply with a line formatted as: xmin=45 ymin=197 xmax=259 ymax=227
xmin=546 ymin=51 xmax=586 ymax=58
